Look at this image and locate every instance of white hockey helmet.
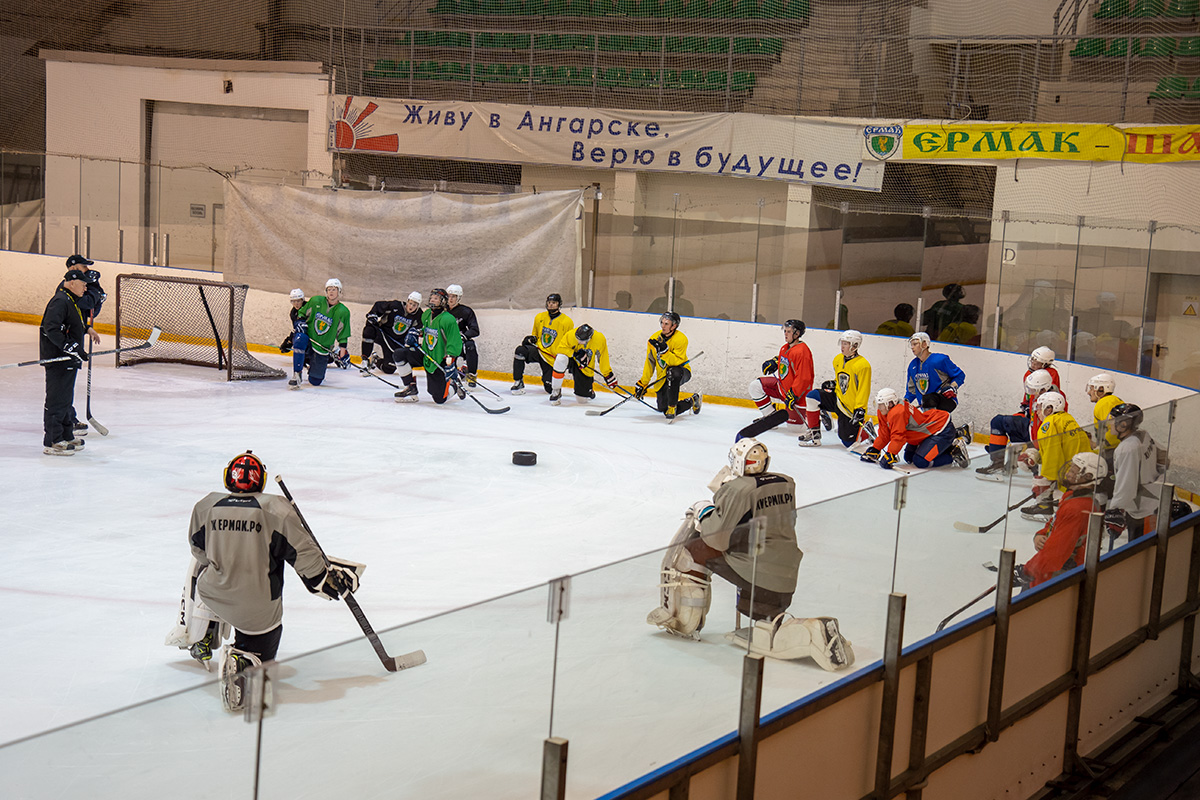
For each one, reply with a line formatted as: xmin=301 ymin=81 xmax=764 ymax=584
xmin=408 ymin=291 xmax=423 ymax=304
xmin=1036 ymin=391 xmax=1066 ymax=417
xmin=1087 ymin=373 xmax=1116 ymax=394
xmin=289 ymin=288 xmax=305 ymax=301
xmin=1029 ymin=346 xmax=1055 ymax=370
xmin=446 ymin=284 xmax=463 ymax=298
xmin=839 ymin=329 xmax=863 ymax=349
xmin=876 ymin=387 xmax=899 ymax=409
xmin=1024 ymin=369 xmax=1054 ymax=396
xmin=909 ymin=332 xmax=931 ymax=348
xmin=325 ymin=278 xmax=343 ymax=291
xmin=1065 ymin=451 xmax=1107 ymax=486
xmin=729 ymin=438 xmax=770 ymax=477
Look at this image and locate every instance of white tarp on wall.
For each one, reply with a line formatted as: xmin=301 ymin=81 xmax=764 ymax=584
xmin=223 ymin=181 xmax=583 ymax=308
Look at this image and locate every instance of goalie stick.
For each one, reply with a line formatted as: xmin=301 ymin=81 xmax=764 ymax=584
xmin=1 ymin=326 xmax=162 ymax=369
xmin=275 ymin=476 xmax=426 ymax=672
xmin=84 ymin=312 xmax=109 ymax=436
xmin=952 ymin=491 xmax=1036 ymax=533
xmin=586 ymin=351 xmax=705 ymax=416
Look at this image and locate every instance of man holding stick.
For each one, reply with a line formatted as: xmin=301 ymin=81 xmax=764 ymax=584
xmin=39 ymin=263 xmax=99 ymax=456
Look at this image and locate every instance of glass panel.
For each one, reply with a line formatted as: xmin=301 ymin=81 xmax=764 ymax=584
xmin=802 ymin=202 xmax=843 ymax=329
xmin=920 ymin=214 xmax=989 ymax=347
xmin=750 ymin=195 xmax=791 ymax=325
xmin=156 ymin=164 xmax=225 ymax=271
xmin=1072 ymin=220 xmax=1149 ymax=374
xmin=996 ymin=217 xmax=1079 ymax=358
xmin=1164 ymin=394 xmax=1200 ymax=527
xmin=1145 ymin=224 xmax=1200 ymax=386
xmin=257 ymin=584 xmax=555 ymax=798
xmin=840 ymin=210 xmax=922 ymax=338
xmin=44 ymin=153 xmax=81 ymax=258
xmin=118 ymin=159 xmax=144 ymax=264
xmin=80 ymin=157 xmax=120 ymax=264
xmin=0 ymin=681 xmax=258 ymax=797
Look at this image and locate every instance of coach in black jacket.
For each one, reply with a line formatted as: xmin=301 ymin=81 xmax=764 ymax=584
xmin=39 ymin=263 xmax=98 ymax=455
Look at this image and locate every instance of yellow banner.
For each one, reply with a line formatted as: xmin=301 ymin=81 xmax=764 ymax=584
xmin=902 ymin=123 xmax=1200 ymax=164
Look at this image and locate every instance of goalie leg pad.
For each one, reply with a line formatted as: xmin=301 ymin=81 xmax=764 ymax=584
xmin=219 ymin=646 xmax=264 ymax=712
xmin=738 ymin=615 xmax=855 ymax=671
xmin=647 ymin=569 xmax=712 ymax=637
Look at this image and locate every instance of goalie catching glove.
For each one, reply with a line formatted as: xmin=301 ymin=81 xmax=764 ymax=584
xmin=304 ymin=557 xmax=365 ymax=601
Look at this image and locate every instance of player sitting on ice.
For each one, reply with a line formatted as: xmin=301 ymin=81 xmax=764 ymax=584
xmin=802 ymin=329 xmax=873 ymax=448
xmin=175 ymin=451 xmax=363 ymax=712
xmin=861 ymin=388 xmax=970 ymax=471
xmin=1018 ymin=392 xmax=1093 ymax=520
xmin=418 ymin=288 xmax=466 ymax=404
xmin=512 ymin=293 xmax=573 ymax=394
xmin=646 ymin=439 xmax=854 ymax=671
xmin=905 ymin=332 xmax=965 ymax=412
xmin=738 ymin=319 xmax=813 ymax=441
xmin=976 ymin=368 xmax=1056 ymax=478
xmin=635 ymin=311 xmax=701 ymax=420
xmin=1011 ymin=453 xmax=1107 ymax=589
xmin=290 ymin=278 xmax=351 ymax=389
xmin=547 ymin=323 xmax=618 ymax=405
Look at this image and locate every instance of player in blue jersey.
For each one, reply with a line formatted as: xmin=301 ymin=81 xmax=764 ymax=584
xmin=905 ymin=332 xmax=965 ymax=412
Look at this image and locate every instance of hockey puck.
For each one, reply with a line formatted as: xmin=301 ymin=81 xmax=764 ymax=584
xmin=512 ymin=451 xmax=538 ymax=466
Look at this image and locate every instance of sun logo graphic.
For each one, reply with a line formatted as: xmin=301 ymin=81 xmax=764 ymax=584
xmin=330 ymin=97 xmax=400 ymax=153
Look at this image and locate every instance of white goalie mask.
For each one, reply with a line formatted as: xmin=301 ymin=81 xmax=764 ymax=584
xmin=729 ymin=438 xmax=769 ymax=477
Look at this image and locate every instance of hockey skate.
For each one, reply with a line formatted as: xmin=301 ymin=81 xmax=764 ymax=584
xmin=1021 ymin=497 xmax=1055 ymax=521
xmin=288 ymin=371 xmax=302 ymax=389
xmin=43 ymin=441 xmax=78 ymax=456
xmin=820 ymin=409 xmax=833 ymax=431
xmin=466 ymin=373 xmax=477 ymax=388
xmin=394 ymin=384 xmax=419 ymax=403
xmin=797 ymin=428 xmax=821 ymax=447
xmin=975 ymin=455 xmax=1012 ymax=481
xmin=950 ymin=435 xmax=970 ymax=469
xmin=548 ymin=389 xmax=562 ymax=405
xmin=665 ymin=404 xmax=677 ymax=421
xmin=189 ymin=630 xmax=217 ymax=671
xmin=691 ymin=393 xmax=702 ymax=415
xmin=219 ymin=647 xmax=268 ymax=713
xmin=510 ymin=380 xmax=526 ymax=395
xmin=862 ymin=419 xmax=877 ymax=441
xmin=73 ymin=422 xmax=89 ymax=437
xmin=67 ymin=437 xmax=86 ymax=448
xmin=453 ymin=380 xmax=467 ymax=400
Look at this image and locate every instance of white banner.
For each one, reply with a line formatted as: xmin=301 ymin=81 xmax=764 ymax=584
xmin=331 ymin=96 xmax=884 ymax=191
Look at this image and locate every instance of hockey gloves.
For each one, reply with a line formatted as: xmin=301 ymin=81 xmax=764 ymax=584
xmin=522 ymin=335 xmax=537 ymax=348
xmin=1032 ymin=476 xmax=1052 ymax=497
xmin=784 ymin=389 xmax=799 ymax=409
xmin=604 ymin=372 xmax=619 ymax=389
xmin=1018 ymin=448 xmax=1041 ymax=471
xmin=634 ymin=382 xmax=648 ymax=400
xmin=878 ymin=450 xmax=899 ymax=470
xmin=279 ymin=333 xmax=293 ymax=354
xmin=333 ymin=350 xmax=351 ymax=369
xmin=573 ymin=347 xmax=588 ymax=363
xmin=365 ymin=313 xmax=381 ymax=326
xmin=62 ymin=342 xmax=86 ymax=363
xmin=859 ymin=447 xmax=881 ymax=463
xmin=651 ymin=336 xmax=668 ymax=355
xmin=315 ymin=564 xmax=360 ymax=600
xmin=851 ymin=408 xmax=866 ymax=427
xmin=1104 ymin=509 xmax=1127 ymax=539
xmin=1012 ymin=564 xmax=1033 ymax=589
xmin=761 ymin=357 xmax=778 ymax=376
xmin=941 ymin=387 xmax=958 ymax=404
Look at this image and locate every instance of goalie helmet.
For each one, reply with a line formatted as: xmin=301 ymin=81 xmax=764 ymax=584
xmin=838 ymin=329 xmax=863 ymax=349
xmin=407 ymin=291 xmax=423 ymax=304
xmin=1110 ymin=402 xmax=1143 ymax=432
xmin=1029 ymin=346 xmax=1055 ymax=370
xmin=224 ymin=451 xmax=266 ymax=494
xmin=1087 ymin=373 xmax=1116 ymax=394
xmin=289 ymin=288 xmax=305 ymax=301
xmin=1036 ymin=391 xmax=1066 ymax=417
xmin=729 ymin=438 xmax=769 ymax=477
xmin=446 ymin=284 xmax=463 ymax=298
xmin=325 ymin=278 xmax=343 ymax=291
xmin=876 ymin=387 xmax=899 ymax=409
xmin=576 ymin=324 xmax=594 ymax=343
xmin=428 ymin=288 xmax=448 ymax=309
xmin=1025 ymin=369 xmax=1053 ymax=396
xmin=1065 ymin=451 xmax=1107 ymax=487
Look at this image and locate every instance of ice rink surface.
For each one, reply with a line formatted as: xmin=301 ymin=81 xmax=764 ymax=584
xmin=0 ymin=320 xmax=1062 ymax=797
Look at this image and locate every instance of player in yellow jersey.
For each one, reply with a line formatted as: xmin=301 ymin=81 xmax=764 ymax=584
xmin=802 ymin=329 xmax=873 ymax=448
xmin=1019 ymin=392 xmax=1094 ymax=519
xmin=1086 ymin=373 xmax=1124 ymax=453
xmin=547 ymin=323 xmax=619 ymax=405
xmin=635 ymin=312 xmax=701 ymax=420
xmin=511 ymin=293 xmax=573 ymax=395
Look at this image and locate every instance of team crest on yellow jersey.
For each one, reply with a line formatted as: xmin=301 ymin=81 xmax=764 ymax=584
xmin=838 ymin=372 xmax=850 ymax=393
xmin=541 ymin=328 xmax=559 ymax=349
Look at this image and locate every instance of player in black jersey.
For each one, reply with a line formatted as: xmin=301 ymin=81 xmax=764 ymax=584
xmin=361 ymin=292 xmax=425 ymax=400
xmin=446 ymin=284 xmax=481 ymax=387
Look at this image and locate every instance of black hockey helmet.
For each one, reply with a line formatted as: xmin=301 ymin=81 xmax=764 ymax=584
xmin=546 ymin=292 xmax=563 ymax=306
xmin=224 ymin=451 xmax=266 ymax=494
xmin=660 ymin=311 xmax=681 ymax=326
xmin=429 ymin=288 xmax=449 ymax=309
xmin=944 ymin=283 xmax=965 ymax=301
xmin=784 ymin=319 xmax=805 ymax=338
xmin=1110 ymin=403 xmax=1143 ymax=431
xmin=576 ymin=324 xmax=594 ymax=343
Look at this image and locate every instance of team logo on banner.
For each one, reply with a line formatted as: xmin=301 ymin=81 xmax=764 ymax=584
xmin=864 ymin=125 xmax=903 ymax=160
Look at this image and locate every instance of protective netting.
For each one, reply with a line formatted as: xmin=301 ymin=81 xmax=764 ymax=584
xmin=115 ymin=273 xmax=285 ymax=380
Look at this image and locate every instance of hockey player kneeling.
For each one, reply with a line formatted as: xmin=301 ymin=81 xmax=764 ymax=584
xmin=177 ymin=451 xmax=364 ymax=712
xmin=647 ymin=439 xmax=854 ymax=671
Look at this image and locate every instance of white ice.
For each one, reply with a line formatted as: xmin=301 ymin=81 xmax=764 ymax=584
xmin=0 ymin=320 xmax=1058 ymax=799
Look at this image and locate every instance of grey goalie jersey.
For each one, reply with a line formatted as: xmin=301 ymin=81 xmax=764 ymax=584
xmin=698 ymin=472 xmax=802 ymax=594
xmin=188 ymin=492 xmax=327 ymax=634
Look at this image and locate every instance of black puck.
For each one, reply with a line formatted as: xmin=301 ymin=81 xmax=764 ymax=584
xmin=512 ymin=451 xmax=538 ymax=466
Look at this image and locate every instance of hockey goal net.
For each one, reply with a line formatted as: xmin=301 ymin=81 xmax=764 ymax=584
xmin=115 ymin=273 xmax=284 ymax=381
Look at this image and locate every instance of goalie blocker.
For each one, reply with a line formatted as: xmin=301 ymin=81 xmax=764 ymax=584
xmin=647 ymin=439 xmax=854 ymax=671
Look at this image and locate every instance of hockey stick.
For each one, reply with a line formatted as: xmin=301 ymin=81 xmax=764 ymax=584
xmin=952 ymin=491 xmax=1037 ymax=533
xmin=84 ymin=313 xmax=109 ymax=436
xmin=275 ymin=476 xmax=427 ymax=672
xmin=353 ymin=361 xmax=403 ymax=390
xmin=935 ymin=585 xmax=996 ymax=632
xmin=419 ymin=349 xmax=510 ymax=414
xmin=1 ymin=326 xmax=162 ymax=369
xmin=586 ymin=351 xmax=705 ymax=416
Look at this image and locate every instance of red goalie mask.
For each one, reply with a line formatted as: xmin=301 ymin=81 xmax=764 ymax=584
xmin=224 ymin=451 xmax=266 ymax=493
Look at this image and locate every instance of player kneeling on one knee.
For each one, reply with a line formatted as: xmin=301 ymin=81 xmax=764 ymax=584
xmin=647 ymin=438 xmax=854 ymax=671
xmin=177 ymin=451 xmax=363 ymax=711
xmin=860 ymin=388 xmax=970 ymax=470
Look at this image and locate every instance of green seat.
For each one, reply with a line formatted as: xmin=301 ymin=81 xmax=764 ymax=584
xmin=1138 ymin=36 xmax=1176 ymax=56
xmin=759 ymin=0 xmax=783 ymax=17
xmin=547 ymin=0 xmax=569 ymax=11
xmin=1094 ymin=0 xmax=1130 ymax=17
xmin=474 ymin=32 xmax=496 ymax=48
xmin=1176 ymin=36 xmax=1200 ymax=56
xmin=441 ymin=61 xmax=469 ymax=80
xmin=566 ymin=0 xmax=590 ymax=13
xmin=1189 ymin=76 xmax=1200 ymax=97
xmin=705 ymin=69 xmax=728 ymax=89
xmin=366 ymin=59 xmax=396 ymax=78
xmin=732 ymin=70 xmax=756 ymax=91
xmin=641 ymin=0 xmax=664 ymax=15
xmin=429 ymin=0 xmax=457 ymax=12
xmin=509 ymin=63 xmax=531 ymax=82
xmin=566 ymin=65 xmax=595 ymax=85
xmin=782 ymin=0 xmax=808 ymax=17
xmin=599 ymin=66 xmax=626 ymax=87
xmin=1130 ymin=0 xmax=1164 ymax=15
xmin=534 ymin=33 xmax=559 ymax=49
xmin=633 ymin=35 xmax=660 ymax=52
xmin=1149 ymin=75 xmax=1190 ymax=97
xmin=477 ymin=0 xmax=502 ymax=11
xmin=707 ymin=0 xmax=734 ymax=15
xmin=533 ymin=64 xmax=563 ymax=83
xmin=661 ymin=0 xmax=684 ymax=15
xmin=500 ymin=0 xmax=524 ymax=12
xmin=505 ymin=33 xmax=532 ymax=48
xmin=680 ymin=68 xmax=705 ymax=88
xmin=660 ymin=69 xmax=681 ymax=88
xmin=591 ymin=0 xmax=615 ymax=12
xmin=683 ymin=0 xmax=708 ymax=15
xmin=1070 ymin=38 xmax=1106 ymax=57
xmin=762 ymin=37 xmax=783 ymax=54
xmin=733 ymin=36 xmax=754 ymax=53
xmin=703 ymin=36 xmax=730 ymax=53
xmin=1105 ymin=37 xmax=1140 ymax=57
xmin=628 ymin=67 xmax=656 ymax=86
xmin=524 ymin=0 xmax=548 ymax=12
xmin=1166 ymin=0 xmax=1199 ymax=15
xmin=733 ymin=0 xmax=759 ymax=17
xmin=415 ymin=60 xmax=441 ymax=79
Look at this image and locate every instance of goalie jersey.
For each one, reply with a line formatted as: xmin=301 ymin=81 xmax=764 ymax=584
xmin=188 ymin=492 xmax=327 ymax=634
xmin=698 ymin=473 xmax=802 ymax=595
